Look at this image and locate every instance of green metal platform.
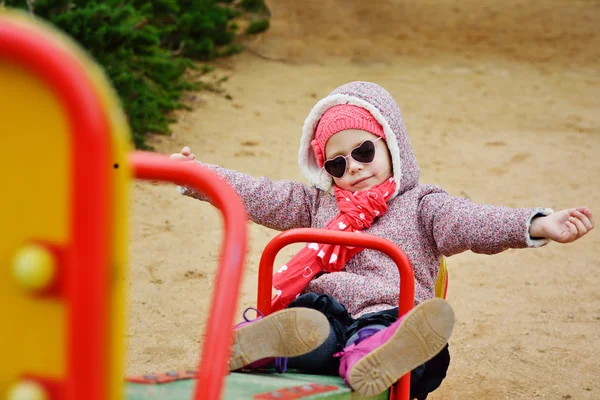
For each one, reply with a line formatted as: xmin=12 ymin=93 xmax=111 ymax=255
xmin=126 ymin=372 xmax=389 ymax=399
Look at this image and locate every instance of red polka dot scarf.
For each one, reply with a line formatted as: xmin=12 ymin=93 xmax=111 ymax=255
xmin=271 ymin=177 xmax=397 ymax=312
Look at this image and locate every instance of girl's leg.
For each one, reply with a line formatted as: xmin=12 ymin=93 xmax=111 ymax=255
xmin=230 ymin=307 xmax=330 ymax=371
xmin=287 ymin=324 xmax=339 ymax=374
xmin=285 ymin=293 xmax=355 ymax=374
xmin=344 ymin=324 xmax=388 ymax=347
xmin=344 ymin=306 xmax=451 ymax=399
xmin=338 ymin=298 xmax=454 ymax=397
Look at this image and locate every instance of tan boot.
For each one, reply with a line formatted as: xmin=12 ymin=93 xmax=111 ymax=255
xmin=339 ymin=299 xmax=454 ymax=396
xmin=230 ymin=307 xmax=330 ymax=372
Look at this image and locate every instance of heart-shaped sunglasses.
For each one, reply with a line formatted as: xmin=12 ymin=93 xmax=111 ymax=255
xmin=323 ymin=137 xmax=383 ymax=179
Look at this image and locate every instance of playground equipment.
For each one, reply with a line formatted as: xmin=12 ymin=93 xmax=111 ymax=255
xmin=0 ymin=11 xmax=447 ymax=400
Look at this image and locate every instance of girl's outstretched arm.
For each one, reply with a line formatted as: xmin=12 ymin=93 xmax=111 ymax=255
xmin=419 ymin=189 xmax=594 ymax=257
xmin=419 ymin=190 xmax=552 ymax=256
xmin=529 ymin=207 xmax=594 ymax=243
xmin=169 ymin=147 xmax=319 ymax=231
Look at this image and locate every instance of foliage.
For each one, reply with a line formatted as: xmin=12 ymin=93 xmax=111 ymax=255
xmin=4 ymin=0 xmax=270 ymax=149
xmin=245 ymin=18 xmax=269 ymax=35
xmin=237 ymin=0 xmax=269 ymax=14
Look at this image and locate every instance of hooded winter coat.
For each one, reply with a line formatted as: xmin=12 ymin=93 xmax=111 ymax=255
xmin=180 ymin=81 xmax=551 ymax=318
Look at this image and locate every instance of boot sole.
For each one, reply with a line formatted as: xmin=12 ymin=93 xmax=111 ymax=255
xmin=230 ymin=307 xmax=330 ymax=371
xmin=347 ymin=298 xmax=455 ymax=396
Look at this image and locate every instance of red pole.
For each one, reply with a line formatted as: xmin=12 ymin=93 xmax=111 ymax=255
xmin=131 ymin=152 xmax=248 ymax=400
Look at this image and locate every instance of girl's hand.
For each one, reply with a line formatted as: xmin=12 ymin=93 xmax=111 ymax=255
xmin=530 ymin=207 xmax=594 ymax=243
xmin=169 ymin=146 xmax=196 ymax=162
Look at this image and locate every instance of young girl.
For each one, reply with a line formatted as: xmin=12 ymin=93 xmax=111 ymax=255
xmin=170 ymin=81 xmax=594 ymax=398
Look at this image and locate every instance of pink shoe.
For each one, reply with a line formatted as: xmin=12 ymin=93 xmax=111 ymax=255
xmin=229 ymin=307 xmax=330 ymax=372
xmin=338 ymin=298 xmax=454 ymax=396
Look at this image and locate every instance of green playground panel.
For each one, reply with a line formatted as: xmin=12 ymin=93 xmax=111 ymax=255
xmin=126 ymin=372 xmax=389 ymax=399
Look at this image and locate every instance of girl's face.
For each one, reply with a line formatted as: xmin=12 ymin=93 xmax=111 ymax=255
xmin=324 ymin=129 xmax=392 ymax=192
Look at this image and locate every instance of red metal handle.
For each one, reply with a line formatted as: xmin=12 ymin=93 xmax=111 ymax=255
xmin=131 ymin=152 xmax=248 ymax=400
xmin=256 ymin=228 xmax=414 ymax=400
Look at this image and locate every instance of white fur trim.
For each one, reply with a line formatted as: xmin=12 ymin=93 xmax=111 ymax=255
xmin=526 ymin=208 xmax=555 ymax=247
xmin=298 ymin=94 xmax=403 ymax=198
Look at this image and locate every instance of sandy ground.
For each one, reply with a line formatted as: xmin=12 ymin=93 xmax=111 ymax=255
xmin=127 ymin=1 xmax=600 ymax=398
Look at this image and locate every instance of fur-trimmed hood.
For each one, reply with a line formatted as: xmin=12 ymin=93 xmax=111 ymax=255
xmin=298 ymin=81 xmax=420 ymax=199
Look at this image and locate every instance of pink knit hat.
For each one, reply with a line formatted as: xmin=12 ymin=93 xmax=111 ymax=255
xmin=311 ymin=104 xmax=385 ymax=167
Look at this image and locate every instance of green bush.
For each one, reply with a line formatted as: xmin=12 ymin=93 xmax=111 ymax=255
xmin=245 ymin=18 xmax=269 ymax=35
xmin=238 ymin=0 xmax=269 ymax=14
xmin=3 ymin=0 xmax=269 ymax=149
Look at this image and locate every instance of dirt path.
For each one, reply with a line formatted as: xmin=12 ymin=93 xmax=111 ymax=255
xmin=127 ymin=1 xmax=600 ymax=398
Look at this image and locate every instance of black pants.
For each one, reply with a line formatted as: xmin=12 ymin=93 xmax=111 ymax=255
xmin=288 ymin=293 xmax=450 ymax=400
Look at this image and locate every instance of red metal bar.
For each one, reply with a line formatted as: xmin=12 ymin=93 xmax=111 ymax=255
xmin=257 ymin=228 xmax=414 ymax=400
xmin=131 ymin=152 xmax=248 ymax=400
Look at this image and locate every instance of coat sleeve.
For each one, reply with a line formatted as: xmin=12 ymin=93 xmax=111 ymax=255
xmin=177 ymin=161 xmax=319 ymax=231
xmin=418 ymin=190 xmax=554 ymax=257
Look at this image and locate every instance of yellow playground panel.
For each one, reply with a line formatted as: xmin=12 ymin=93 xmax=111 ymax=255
xmin=0 ymin=10 xmax=448 ymax=400
xmin=0 ymin=10 xmax=130 ymax=400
